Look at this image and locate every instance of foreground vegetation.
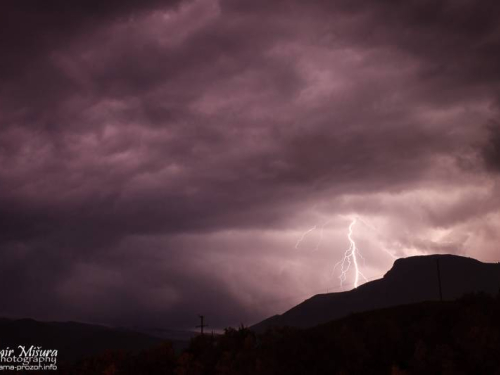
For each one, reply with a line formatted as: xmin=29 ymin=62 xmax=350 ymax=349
xmin=61 ymin=292 xmax=500 ymax=375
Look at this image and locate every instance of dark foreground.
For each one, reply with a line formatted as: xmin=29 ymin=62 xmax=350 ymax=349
xmin=59 ymin=292 xmax=500 ymax=375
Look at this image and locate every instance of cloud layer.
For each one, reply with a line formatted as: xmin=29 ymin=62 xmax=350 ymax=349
xmin=1 ymin=0 xmax=499 ymax=329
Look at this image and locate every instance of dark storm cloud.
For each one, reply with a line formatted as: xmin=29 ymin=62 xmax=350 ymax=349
xmin=0 ymin=0 xmax=184 ymax=75
xmin=225 ymin=0 xmax=500 ymax=105
xmin=1 ymin=0 xmax=500 ymax=329
xmin=482 ymin=122 xmax=500 ymax=172
xmin=0 ymin=0 xmax=185 ymax=127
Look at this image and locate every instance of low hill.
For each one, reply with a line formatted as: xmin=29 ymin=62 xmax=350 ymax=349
xmin=252 ymin=254 xmax=500 ymax=332
xmin=0 ymin=318 xmax=167 ymax=363
xmin=63 ymin=293 xmax=500 ymax=374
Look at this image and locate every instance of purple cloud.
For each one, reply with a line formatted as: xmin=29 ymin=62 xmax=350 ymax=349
xmin=1 ymin=0 xmax=499 ymax=329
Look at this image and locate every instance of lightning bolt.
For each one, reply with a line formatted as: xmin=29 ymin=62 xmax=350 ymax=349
xmin=295 ymin=216 xmax=381 ymax=290
xmin=355 ymin=217 xmax=396 ymax=260
xmin=334 ymin=218 xmax=368 ymax=289
xmin=295 ymin=226 xmax=317 ymax=249
xmin=295 ymin=220 xmax=332 ymax=251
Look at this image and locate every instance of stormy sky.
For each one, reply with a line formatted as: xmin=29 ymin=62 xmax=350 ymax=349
xmin=1 ymin=0 xmax=500 ymax=330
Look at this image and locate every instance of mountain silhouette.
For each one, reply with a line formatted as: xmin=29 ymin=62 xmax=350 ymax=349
xmin=0 ymin=318 xmax=188 ymax=363
xmin=252 ymin=254 xmax=500 ymax=332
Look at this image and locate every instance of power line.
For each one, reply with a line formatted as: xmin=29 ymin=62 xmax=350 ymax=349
xmin=436 ymin=258 xmax=443 ymax=301
xmin=196 ymin=315 xmax=208 ymax=335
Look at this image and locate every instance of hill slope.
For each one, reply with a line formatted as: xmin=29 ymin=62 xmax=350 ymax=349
xmin=0 ymin=318 xmax=167 ymax=363
xmin=252 ymin=254 xmax=500 ymax=332
xmin=64 ymin=294 xmax=500 ymax=375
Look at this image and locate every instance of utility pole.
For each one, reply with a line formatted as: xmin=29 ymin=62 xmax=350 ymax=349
xmin=436 ymin=258 xmax=443 ymax=301
xmin=196 ymin=315 xmax=208 ymax=335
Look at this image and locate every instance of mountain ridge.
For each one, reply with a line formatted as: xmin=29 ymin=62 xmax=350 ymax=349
xmin=252 ymin=254 xmax=500 ymax=332
xmin=0 ymin=317 xmax=190 ymax=362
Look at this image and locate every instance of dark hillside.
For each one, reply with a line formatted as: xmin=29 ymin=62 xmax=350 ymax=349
xmin=62 ymin=292 xmax=500 ymax=374
xmin=253 ymin=254 xmax=500 ymax=331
